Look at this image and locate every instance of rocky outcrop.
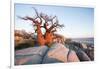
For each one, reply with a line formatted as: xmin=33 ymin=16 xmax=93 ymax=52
xmin=42 ymin=43 xmax=79 ymax=63
xmin=65 ymin=41 xmax=94 ymax=61
xmin=15 ymin=43 xmax=80 ymax=65
xmin=15 ymin=38 xmax=94 ymax=65
xmin=15 ymin=46 xmax=48 ymax=65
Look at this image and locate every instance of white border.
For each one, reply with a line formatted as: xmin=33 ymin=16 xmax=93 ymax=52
xmin=11 ymin=0 xmax=95 ymax=69
xmin=14 ymin=0 xmax=95 ymax=8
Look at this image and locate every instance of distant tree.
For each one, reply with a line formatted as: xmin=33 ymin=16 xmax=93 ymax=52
xmin=18 ymin=7 xmax=64 ymax=46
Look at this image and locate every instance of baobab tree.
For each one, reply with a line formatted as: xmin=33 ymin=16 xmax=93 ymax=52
xmin=18 ymin=8 xmax=64 ymax=46
xmin=39 ymin=13 xmax=64 ymax=45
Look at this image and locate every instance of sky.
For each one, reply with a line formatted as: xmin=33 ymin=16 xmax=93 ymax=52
xmin=15 ymin=3 xmax=94 ymax=38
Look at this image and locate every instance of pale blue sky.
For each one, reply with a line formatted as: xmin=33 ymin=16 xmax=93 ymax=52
xmin=15 ymin=3 xmax=94 ymax=38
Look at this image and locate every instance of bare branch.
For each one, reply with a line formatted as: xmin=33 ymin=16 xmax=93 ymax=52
xmin=48 ymin=17 xmax=64 ymax=32
xmin=51 ymin=28 xmax=57 ymax=33
xmin=32 ymin=7 xmax=39 ymax=17
xmin=32 ymin=7 xmax=42 ymax=24
xmin=18 ymin=16 xmax=38 ymax=24
xmin=17 ymin=16 xmax=29 ymax=20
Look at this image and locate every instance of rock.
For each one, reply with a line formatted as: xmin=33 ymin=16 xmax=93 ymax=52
xmin=67 ymin=50 xmax=80 ymax=62
xmin=76 ymin=49 xmax=91 ymax=61
xmin=85 ymin=48 xmax=94 ymax=60
xmin=47 ymin=43 xmax=69 ymax=62
xmin=15 ymin=46 xmax=48 ymax=65
xmin=15 ymin=55 xmax=42 ymax=65
xmin=42 ymin=43 xmax=67 ymax=63
xmin=65 ymin=42 xmax=91 ymax=61
xmin=42 ymin=43 xmax=79 ymax=63
xmin=81 ymin=43 xmax=88 ymax=49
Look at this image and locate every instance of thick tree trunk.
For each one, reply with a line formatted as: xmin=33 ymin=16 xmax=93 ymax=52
xmin=45 ymin=32 xmax=54 ymax=45
xmin=37 ymin=25 xmax=46 ymax=46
